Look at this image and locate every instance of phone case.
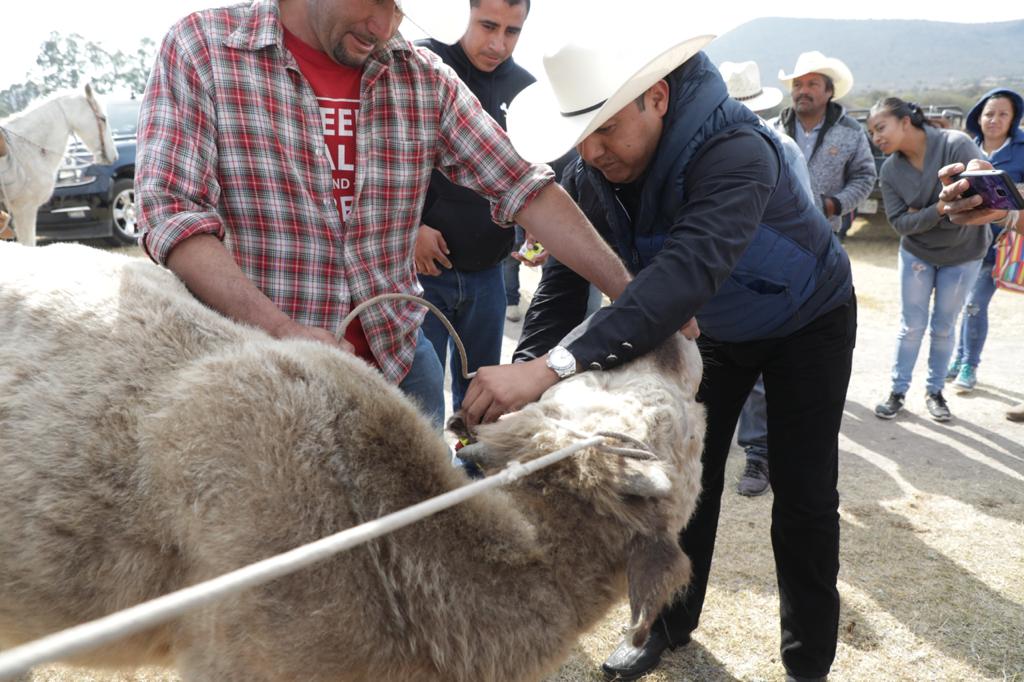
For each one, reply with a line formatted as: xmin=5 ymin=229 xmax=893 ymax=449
xmin=956 ymin=170 xmax=1024 ymax=211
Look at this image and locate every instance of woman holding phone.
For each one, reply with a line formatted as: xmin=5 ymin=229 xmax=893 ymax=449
xmin=867 ymin=97 xmax=987 ymax=421
xmin=940 ymin=158 xmax=1024 ymax=421
xmin=946 ymin=90 xmax=1024 ymax=392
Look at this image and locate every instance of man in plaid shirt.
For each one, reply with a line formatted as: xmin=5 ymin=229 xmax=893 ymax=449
xmin=137 ymin=0 xmax=631 ymax=428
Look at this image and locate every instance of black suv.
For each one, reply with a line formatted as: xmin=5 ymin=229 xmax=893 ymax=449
xmin=847 ymin=105 xmax=965 ymax=219
xmin=36 ymin=98 xmax=141 ymax=246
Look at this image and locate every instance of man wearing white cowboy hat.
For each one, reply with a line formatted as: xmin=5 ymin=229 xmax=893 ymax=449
xmin=772 ymin=50 xmax=876 ymax=240
xmin=462 ymin=25 xmax=856 ymax=682
xmin=136 ymin=0 xmax=633 ymax=430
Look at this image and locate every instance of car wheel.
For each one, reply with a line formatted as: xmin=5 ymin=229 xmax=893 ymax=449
xmin=106 ymin=177 xmax=139 ymax=246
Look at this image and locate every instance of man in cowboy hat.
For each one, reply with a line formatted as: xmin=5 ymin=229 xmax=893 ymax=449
xmin=462 ymin=25 xmax=856 ymax=682
xmin=413 ymin=0 xmax=535 ymax=425
xmin=772 ymin=50 xmax=876 ymax=241
xmin=136 ymin=0 xmax=631 ymax=429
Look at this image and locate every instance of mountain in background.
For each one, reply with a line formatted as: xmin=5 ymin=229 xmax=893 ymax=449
xmin=705 ymin=18 xmax=1024 ymax=93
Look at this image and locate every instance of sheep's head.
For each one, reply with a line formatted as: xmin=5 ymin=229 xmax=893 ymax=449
xmin=452 ymin=334 xmax=704 ymax=645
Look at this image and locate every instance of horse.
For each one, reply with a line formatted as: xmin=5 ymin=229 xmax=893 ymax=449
xmin=0 ymin=83 xmax=117 ymax=246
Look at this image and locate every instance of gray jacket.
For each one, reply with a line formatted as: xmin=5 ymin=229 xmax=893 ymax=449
xmin=879 ymin=126 xmax=989 ymax=266
xmin=772 ymin=102 xmax=877 ymax=231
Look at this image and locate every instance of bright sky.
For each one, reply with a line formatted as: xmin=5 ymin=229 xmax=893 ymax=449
xmin=2 ymin=0 xmax=1018 ymax=93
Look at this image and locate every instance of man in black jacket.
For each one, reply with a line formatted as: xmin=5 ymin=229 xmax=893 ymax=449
xmin=462 ymin=28 xmax=855 ymax=682
xmin=414 ymin=0 xmax=534 ymax=419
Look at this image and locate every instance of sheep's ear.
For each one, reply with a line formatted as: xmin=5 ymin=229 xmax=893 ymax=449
xmin=625 ymin=533 xmax=691 ymax=646
xmin=614 ymin=459 xmax=673 ymax=499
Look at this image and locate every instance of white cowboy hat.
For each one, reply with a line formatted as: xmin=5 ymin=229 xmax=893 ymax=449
xmin=777 ymin=51 xmax=854 ymax=101
xmin=397 ymin=0 xmax=470 ymax=45
xmin=719 ymin=60 xmax=782 ymax=113
xmin=506 ymin=33 xmax=715 ymax=163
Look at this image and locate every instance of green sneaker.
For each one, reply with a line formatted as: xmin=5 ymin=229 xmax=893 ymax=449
xmin=953 ymin=364 xmax=977 ymax=392
xmin=945 ymin=359 xmax=962 ymax=382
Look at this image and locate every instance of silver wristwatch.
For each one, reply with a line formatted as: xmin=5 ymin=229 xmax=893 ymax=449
xmin=546 ymin=345 xmax=577 ymax=380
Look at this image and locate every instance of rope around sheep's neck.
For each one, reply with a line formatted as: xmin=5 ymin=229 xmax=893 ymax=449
xmin=338 ymin=293 xmax=476 ymax=380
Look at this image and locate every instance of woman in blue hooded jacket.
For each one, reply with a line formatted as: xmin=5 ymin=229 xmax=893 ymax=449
xmin=947 ymin=89 xmax=1024 ymax=391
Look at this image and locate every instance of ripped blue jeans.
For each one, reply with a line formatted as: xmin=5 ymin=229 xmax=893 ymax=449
xmin=952 ymin=257 xmax=997 ymax=369
xmin=890 ymin=246 xmax=982 ymax=395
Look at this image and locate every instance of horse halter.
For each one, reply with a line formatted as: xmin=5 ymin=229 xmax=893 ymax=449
xmin=79 ymin=94 xmax=112 ymax=163
xmin=54 ymin=93 xmax=112 ymax=163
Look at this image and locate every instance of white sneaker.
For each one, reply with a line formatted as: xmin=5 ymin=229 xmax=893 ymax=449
xmin=505 ymin=303 xmax=522 ymax=322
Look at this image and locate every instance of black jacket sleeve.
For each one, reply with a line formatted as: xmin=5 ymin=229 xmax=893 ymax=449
xmin=513 ymin=161 xmax=593 ymax=361
xmin=566 ymin=128 xmax=779 ymax=370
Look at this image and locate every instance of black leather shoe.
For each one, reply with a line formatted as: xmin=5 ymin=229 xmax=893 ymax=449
xmin=601 ymin=628 xmax=688 ymax=680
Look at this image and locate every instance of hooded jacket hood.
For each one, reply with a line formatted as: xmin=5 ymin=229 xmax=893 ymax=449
xmin=966 ymin=88 xmax=1024 ymax=145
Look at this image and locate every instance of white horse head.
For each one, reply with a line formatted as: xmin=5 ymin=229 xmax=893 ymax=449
xmin=59 ymin=84 xmax=118 ymax=166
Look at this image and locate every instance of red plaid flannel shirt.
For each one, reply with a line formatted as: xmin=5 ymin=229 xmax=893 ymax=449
xmin=138 ymin=0 xmax=553 ymax=383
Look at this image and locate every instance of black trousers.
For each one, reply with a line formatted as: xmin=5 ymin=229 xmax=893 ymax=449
xmin=659 ymin=294 xmax=857 ymax=678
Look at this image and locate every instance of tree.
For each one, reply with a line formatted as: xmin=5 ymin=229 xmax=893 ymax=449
xmin=0 ymin=81 xmax=43 ymax=118
xmin=1 ymin=33 xmax=157 ymax=117
xmin=34 ymin=32 xmax=97 ymax=92
xmin=119 ymin=38 xmax=157 ymax=96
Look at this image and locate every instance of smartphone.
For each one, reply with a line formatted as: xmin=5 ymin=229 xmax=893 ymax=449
xmin=953 ymin=169 xmax=1024 ymax=211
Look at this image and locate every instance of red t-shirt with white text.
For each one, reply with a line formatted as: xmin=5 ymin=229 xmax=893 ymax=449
xmin=284 ymin=28 xmax=374 ymax=365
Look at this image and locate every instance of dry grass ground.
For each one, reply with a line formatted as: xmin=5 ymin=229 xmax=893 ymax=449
xmin=25 ymin=221 xmax=1024 ymax=681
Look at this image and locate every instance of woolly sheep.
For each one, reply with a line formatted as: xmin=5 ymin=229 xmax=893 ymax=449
xmin=0 ymin=242 xmax=704 ymax=682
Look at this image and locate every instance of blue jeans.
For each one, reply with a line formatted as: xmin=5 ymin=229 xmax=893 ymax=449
xmin=953 ymin=258 xmax=997 ymax=369
xmin=397 ymin=328 xmax=445 ymax=431
xmin=737 ymin=375 xmax=767 ymax=461
xmin=890 ymin=246 xmax=981 ymax=395
xmin=419 ymin=265 xmax=506 ymax=413
xmin=502 ymin=226 xmax=525 ymax=306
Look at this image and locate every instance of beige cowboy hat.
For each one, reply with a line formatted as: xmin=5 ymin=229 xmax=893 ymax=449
xmin=506 ymin=32 xmax=715 ymax=163
xmin=719 ymin=60 xmax=782 ymax=113
xmin=777 ymin=51 xmax=854 ymax=100
xmin=397 ymin=0 xmax=470 ymax=45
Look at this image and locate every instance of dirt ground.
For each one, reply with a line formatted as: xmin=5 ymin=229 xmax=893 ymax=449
xmin=24 ymin=219 xmax=1024 ymax=681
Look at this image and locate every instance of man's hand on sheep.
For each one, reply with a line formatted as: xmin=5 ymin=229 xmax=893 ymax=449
xmin=462 ymin=357 xmax=560 ymax=426
xmin=271 ymin=317 xmax=354 ymax=351
xmin=166 ymin=234 xmax=354 ymax=352
xmin=938 ymin=160 xmax=1007 ymax=226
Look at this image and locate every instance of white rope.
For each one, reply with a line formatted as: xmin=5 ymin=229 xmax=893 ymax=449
xmin=0 ymin=436 xmax=606 ymax=681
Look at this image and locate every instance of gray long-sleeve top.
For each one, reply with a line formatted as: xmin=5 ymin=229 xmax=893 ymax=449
xmin=880 ymin=126 xmax=989 ymax=266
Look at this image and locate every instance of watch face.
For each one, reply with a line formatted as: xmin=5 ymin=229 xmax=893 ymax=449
xmin=549 ymin=347 xmax=575 ymax=377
